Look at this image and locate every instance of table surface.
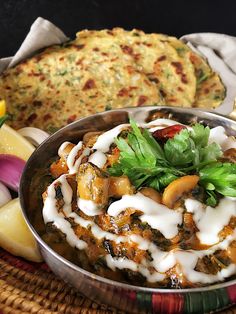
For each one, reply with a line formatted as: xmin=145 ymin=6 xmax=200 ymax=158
xmin=1 ymin=0 xmax=236 ymax=57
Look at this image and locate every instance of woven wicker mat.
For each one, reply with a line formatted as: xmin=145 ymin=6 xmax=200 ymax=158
xmin=0 ymin=249 xmax=235 ymax=314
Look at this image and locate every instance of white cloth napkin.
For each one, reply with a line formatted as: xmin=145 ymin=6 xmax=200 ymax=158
xmin=181 ymin=33 xmax=236 ymax=115
xmin=0 ymin=17 xmax=68 ymax=73
xmin=0 ymin=18 xmax=235 ymax=115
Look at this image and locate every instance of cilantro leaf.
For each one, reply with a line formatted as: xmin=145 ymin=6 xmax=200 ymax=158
xmin=164 ymin=129 xmax=194 ymax=166
xmin=191 ymin=123 xmax=210 ymax=148
xmin=142 ymin=128 xmax=166 ymax=162
xmin=200 ymin=162 xmax=236 ymax=197
xmin=0 ymin=114 xmax=8 ymax=128
xmin=148 ymin=173 xmax=178 ymax=191
xmin=109 ymin=119 xmax=184 ymax=188
xmin=108 ymin=162 xmax=124 ymax=177
xmin=129 ymin=119 xmax=165 ymax=166
xmin=164 ymin=124 xmax=222 ymax=168
xmin=198 ymin=142 xmax=222 ymax=164
xmin=109 ymin=119 xmax=233 ymax=203
xmin=190 ymin=124 xmax=222 ymax=163
xmin=206 ymin=190 xmax=218 ymax=207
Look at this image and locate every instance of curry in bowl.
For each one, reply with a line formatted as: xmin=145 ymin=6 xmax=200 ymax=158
xmin=40 ymin=111 xmax=236 ymax=289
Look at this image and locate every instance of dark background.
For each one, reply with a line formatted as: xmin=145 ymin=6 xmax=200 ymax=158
xmin=1 ymin=0 xmax=236 ymax=57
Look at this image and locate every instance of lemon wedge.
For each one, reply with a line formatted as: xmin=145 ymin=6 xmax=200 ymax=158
xmin=0 ymin=124 xmax=35 ymax=161
xmin=0 ymin=198 xmax=42 ymax=262
xmin=0 ymin=100 xmax=6 ymax=117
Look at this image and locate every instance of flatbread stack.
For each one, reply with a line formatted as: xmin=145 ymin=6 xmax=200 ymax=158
xmin=0 ymin=28 xmax=225 ymax=133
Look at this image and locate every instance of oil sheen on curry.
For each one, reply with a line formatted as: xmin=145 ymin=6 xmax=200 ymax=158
xmin=42 ymin=116 xmax=236 ymax=288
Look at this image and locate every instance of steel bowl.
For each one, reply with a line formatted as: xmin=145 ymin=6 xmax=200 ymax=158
xmin=20 ymin=106 xmax=236 ymax=314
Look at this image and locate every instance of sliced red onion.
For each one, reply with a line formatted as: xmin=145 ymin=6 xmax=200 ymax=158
xmin=0 ymin=154 xmax=26 ymax=192
xmin=0 ymin=182 xmax=12 ymax=207
xmin=18 ymin=127 xmax=49 ymax=147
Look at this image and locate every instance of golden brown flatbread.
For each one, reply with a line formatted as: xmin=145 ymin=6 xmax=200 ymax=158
xmin=164 ymin=35 xmax=225 ymax=109
xmin=0 ymin=28 xmax=225 ymax=132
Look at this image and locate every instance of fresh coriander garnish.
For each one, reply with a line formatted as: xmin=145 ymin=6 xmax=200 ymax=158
xmin=108 ymin=119 xmax=183 ymax=188
xmin=109 ymin=119 xmax=235 ymax=205
xmin=164 ymin=123 xmax=222 ymax=168
xmin=199 ymin=162 xmax=236 ymax=197
xmin=205 ymin=190 xmax=218 ymax=207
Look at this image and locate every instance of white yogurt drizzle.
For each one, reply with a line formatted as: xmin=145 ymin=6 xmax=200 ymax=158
xmin=105 ymin=229 xmax=236 ymax=284
xmin=77 ymin=198 xmax=103 ymax=216
xmin=93 ymin=119 xmax=186 ymax=153
xmin=185 ymin=198 xmax=236 ymax=245
xmin=88 ymin=151 xmax=107 ymax=168
xmin=107 ymin=193 xmax=182 ymax=239
xmin=66 ymin=141 xmax=90 ymax=174
xmin=43 ymin=119 xmax=236 ymax=284
xmin=209 ymin=126 xmax=236 ymax=151
xmin=43 ymin=179 xmax=236 ymax=284
xmin=147 ymin=118 xmax=184 ymax=133
xmin=58 ymin=141 xmax=71 ymax=157
xmin=92 ymin=120 xmax=236 ymax=155
xmin=92 ymin=124 xmax=129 ymax=153
xmin=92 ymin=119 xmax=185 ymax=153
xmin=105 ymin=255 xmax=165 ymax=282
xmin=43 ymin=175 xmax=87 ymax=250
